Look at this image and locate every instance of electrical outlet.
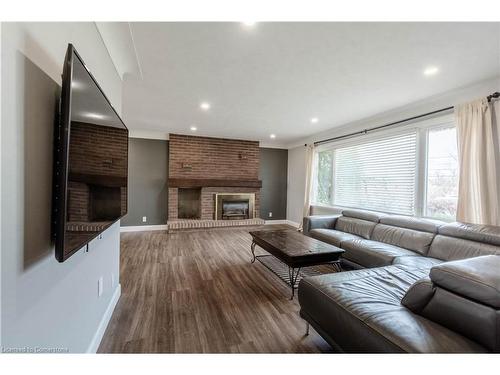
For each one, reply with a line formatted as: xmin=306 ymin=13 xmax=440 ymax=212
xmin=111 ymin=273 xmax=115 ymax=288
xmin=268 ymin=212 xmax=273 ymax=218
xmin=98 ymin=277 xmax=104 ymax=297
xmin=142 ymin=216 xmax=147 ymax=223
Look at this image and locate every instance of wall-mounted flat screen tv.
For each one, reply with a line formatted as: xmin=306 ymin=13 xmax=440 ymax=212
xmin=53 ymin=44 xmax=128 ymax=262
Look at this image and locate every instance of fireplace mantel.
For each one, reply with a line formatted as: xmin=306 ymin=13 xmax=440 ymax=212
xmin=168 ymin=178 xmax=262 ymax=188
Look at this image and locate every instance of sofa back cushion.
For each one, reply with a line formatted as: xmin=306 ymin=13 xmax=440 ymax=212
xmin=425 ymin=222 xmax=500 ymax=261
xmin=438 ymin=222 xmax=500 ymax=246
xmin=379 ymin=215 xmax=442 ymax=234
xmin=428 ymin=235 xmax=500 ymax=261
xmin=372 ymin=224 xmax=435 ymax=255
xmin=341 ymin=208 xmax=384 ymax=223
xmin=334 ymin=217 xmax=376 ymax=239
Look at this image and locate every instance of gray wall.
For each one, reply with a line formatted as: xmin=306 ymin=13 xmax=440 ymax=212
xmin=1 ymin=23 xmax=122 ymax=352
xmin=121 ymin=139 xmax=168 ymax=226
xmin=259 ymin=148 xmax=288 ymax=220
xmin=120 ymin=143 xmax=288 ymax=225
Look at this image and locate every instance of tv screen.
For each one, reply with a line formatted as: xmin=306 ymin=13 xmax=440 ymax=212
xmin=53 ymin=44 xmax=128 ymax=262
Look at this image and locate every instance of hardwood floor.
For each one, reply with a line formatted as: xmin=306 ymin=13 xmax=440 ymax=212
xmin=98 ymin=225 xmax=332 ymax=353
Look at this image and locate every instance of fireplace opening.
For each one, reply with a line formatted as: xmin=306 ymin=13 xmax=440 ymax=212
xmin=89 ymin=185 xmax=121 ymax=221
xmin=222 ymin=200 xmax=249 ymax=220
xmin=178 ymin=187 xmax=201 ymax=219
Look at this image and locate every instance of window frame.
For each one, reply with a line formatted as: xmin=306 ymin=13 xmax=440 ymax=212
xmin=312 ymin=113 xmax=456 ymax=220
xmin=421 ymin=123 xmax=459 ymax=221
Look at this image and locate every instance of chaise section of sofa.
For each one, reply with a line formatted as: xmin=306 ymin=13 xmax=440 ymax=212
xmin=298 ymin=256 xmax=500 ymax=352
xmin=299 ymin=208 xmax=500 ymax=353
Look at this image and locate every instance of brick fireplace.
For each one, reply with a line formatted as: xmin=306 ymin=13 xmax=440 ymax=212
xmin=67 ymin=122 xmax=128 ymax=230
xmin=167 ymin=134 xmax=263 ymax=229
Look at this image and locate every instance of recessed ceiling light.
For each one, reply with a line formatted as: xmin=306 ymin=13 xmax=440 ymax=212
xmin=190 ymin=126 xmax=197 ymax=131
xmin=200 ymin=102 xmax=211 ymax=110
xmin=270 ymin=134 xmax=276 ymax=139
xmin=311 ymin=117 xmax=319 ymax=124
xmin=423 ymin=66 xmax=439 ymax=76
xmin=242 ymin=21 xmax=257 ymax=27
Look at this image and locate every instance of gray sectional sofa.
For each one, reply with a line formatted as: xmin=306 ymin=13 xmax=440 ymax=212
xmin=299 ymin=208 xmax=500 ymax=353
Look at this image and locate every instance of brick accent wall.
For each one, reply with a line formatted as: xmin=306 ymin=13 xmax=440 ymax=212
xmin=168 ymin=134 xmax=259 ymax=180
xmin=70 ymin=122 xmax=128 ymax=177
xmin=168 ymin=134 xmax=261 ymax=221
xmin=67 ymin=122 xmax=128 ymax=221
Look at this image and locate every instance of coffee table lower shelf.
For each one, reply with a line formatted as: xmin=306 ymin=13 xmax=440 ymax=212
xmin=250 ymin=242 xmax=341 ymax=299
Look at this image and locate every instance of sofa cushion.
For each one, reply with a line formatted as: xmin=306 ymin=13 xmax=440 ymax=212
xmin=309 ymin=228 xmax=361 ymax=247
xmin=342 ymin=208 xmax=384 ymax=223
xmin=298 ymin=266 xmax=486 ymax=353
xmin=379 ymin=215 xmax=442 ymax=233
xmin=334 ymin=216 xmax=376 ymax=240
xmin=341 ymin=238 xmax=419 ymax=268
xmin=427 ymin=235 xmax=500 ymax=261
xmin=429 ymin=255 xmax=500 ymax=309
xmin=371 ymin=224 xmax=435 ymax=256
xmin=439 ymin=222 xmax=500 ymax=246
xmin=393 ymin=256 xmax=442 ymax=269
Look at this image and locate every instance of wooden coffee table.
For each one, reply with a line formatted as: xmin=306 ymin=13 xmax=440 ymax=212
xmin=249 ymin=229 xmax=345 ymax=299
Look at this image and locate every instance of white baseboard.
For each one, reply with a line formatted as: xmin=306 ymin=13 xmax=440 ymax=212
xmin=121 ymin=221 xmax=300 ymax=231
xmin=87 ymin=284 xmax=121 ymax=353
xmin=265 ymin=220 xmax=300 ymax=228
xmin=120 ymin=224 xmax=168 ymax=232
xmin=286 ymin=220 xmax=301 ymax=228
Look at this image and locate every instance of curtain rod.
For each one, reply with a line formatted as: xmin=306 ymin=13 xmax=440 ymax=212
xmin=313 ymin=91 xmax=500 ymax=147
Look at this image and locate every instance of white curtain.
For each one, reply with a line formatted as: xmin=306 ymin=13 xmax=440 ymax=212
xmin=300 ymin=144 xmax=316 ymax=228
xmin=455 ymin=98 xmax=500 ymax=225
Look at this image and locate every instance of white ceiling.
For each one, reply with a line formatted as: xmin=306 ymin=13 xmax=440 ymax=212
xmin=122 ymin=22 xmax=500 ymax=146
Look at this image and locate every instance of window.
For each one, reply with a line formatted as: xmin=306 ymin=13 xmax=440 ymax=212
xmin=332 ymin=132 xmax=417 ymax=215
xmin=313 ymin=116 xmax=459 ymax=220
xmin=425 ymin=126 xmax=458 ymax=220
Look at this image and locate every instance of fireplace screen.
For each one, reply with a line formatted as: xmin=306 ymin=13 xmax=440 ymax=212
xmin=215 ymin=193 xmax=255 ymax=220
xmin=222 ymin=201 xmax=249 ymax=219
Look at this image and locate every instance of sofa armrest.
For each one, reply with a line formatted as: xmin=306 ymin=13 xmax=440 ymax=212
xmin=302 ymin=215 xmax=340 ymax=236
xmin=402 ymin=255 xmax=500 ymax=352
xmin=401 ymin=277 xmax=435 ymax=313
xmin=429 ymin=255 xmax=500 ymax=308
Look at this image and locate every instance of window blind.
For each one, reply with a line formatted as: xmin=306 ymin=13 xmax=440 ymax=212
xmin=333 ymin=132 xmax=417 ymax=215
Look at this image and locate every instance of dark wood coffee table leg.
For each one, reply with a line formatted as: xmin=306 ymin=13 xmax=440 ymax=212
xmin=330 ymin=261 xmax=342 ymax=273
xmin=250 ymin=240 xmax=257 ymax=263
xmin=288 ymin=267 xmax=301 ymax=299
